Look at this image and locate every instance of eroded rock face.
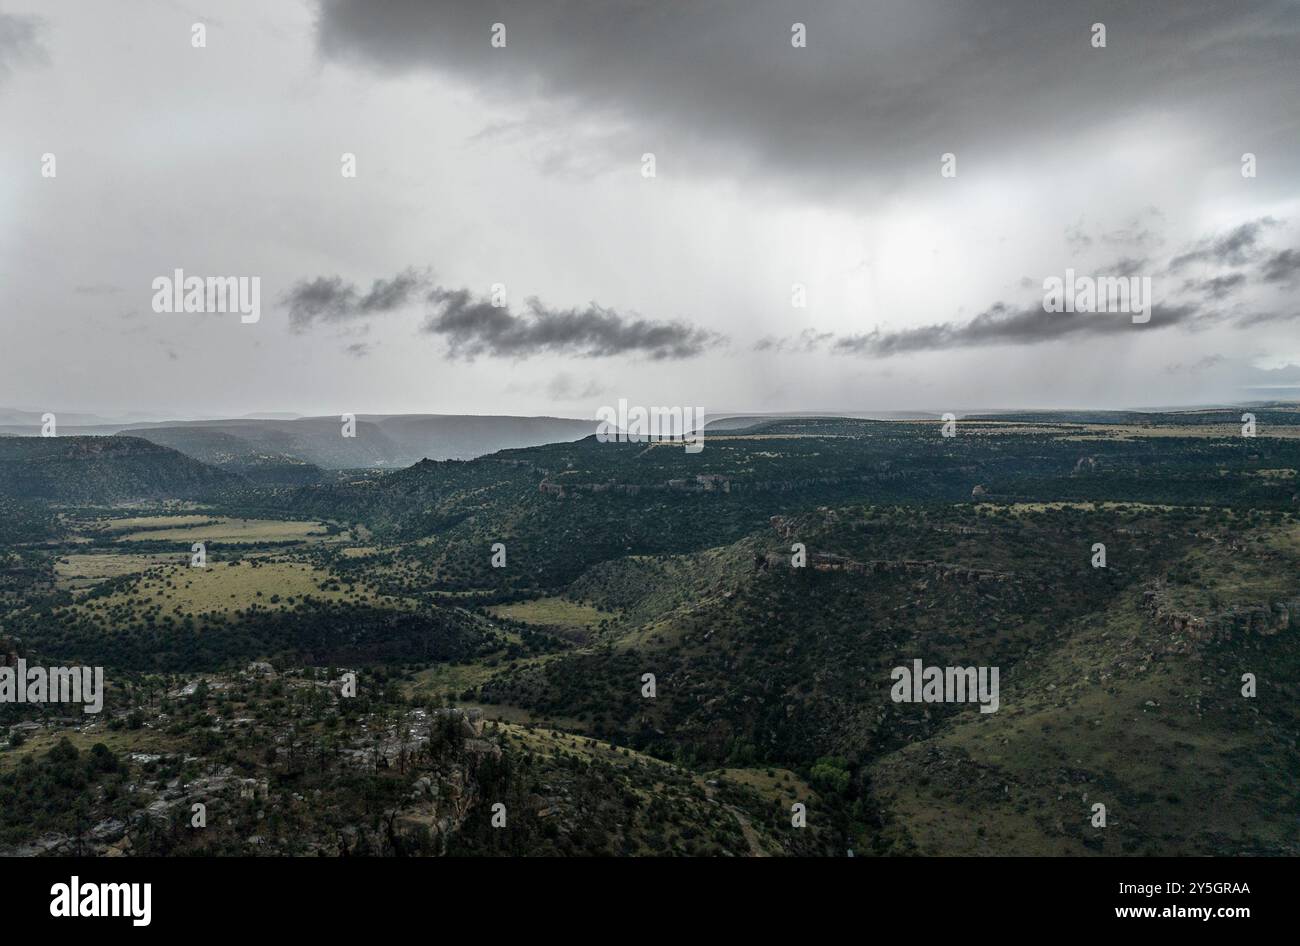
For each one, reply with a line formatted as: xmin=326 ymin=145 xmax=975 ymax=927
xmin=759 ymin=549 xmax=1013 ymax=585
xmin=1143 ymin=582 xmax=1296 ymax=652
xmin=541 ymin=473 xmax=878 ymax=499
xmin=768 ymin=515 xmax=798 ymax=539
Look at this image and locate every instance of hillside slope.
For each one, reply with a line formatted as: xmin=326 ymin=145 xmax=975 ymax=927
xmin=0 ymin=436 xmax=239 ymax=503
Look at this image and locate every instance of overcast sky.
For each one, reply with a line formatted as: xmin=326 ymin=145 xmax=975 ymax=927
xmin=2 ymin=0 xmax=1299 ymax=418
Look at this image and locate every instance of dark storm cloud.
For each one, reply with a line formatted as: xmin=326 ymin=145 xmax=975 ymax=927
xmin=314 ymin=1 xmax=1300 ymax=194
xmin=282 ymin=269 xmax=430 ymax=330
xmin=421 ymin=287 xmax=724 ymax=360
xmin=0 ymin=12 xmax=45 ymax=83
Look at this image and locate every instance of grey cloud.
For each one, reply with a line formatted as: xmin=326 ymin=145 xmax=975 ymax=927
xmin=1232 ymin=309 xmax=1300 ymax=329
xmin=282 ymin=268 xmax=430 ymax=330
xmin=315 ymin=1 xmax=1300 ymax=196
xmin=826 ymin=291 xmax=1295 ymax=359
xmin=422 ymin=287 xmax=724 ymax=361
xmin=1109 ymin=257 xmax=1149 ymax=279
xmin=754 ymin=253 xmax=1176 ymax=357
xmin=1183 ymin=273 xmax=1246 ymax=299
xmin=359 ymin=270 xmax=428 ymax=311
xmin=779 ymin=221 xmax=1297 ymax=358
xmin=1168 ymin=218 xmax=1278 ymax=271
xmin=281 ymin=267 xmax=723 ymax=359
xmin=833 ymin=301 xmax=1204 ymax=358
xmin=754 ymin=329 xmax=834 ymax=353
xmin=1260 ymin=248 xmax=1300 ymax=283
xmin=0 ymin=12 xmax=46 ymax=84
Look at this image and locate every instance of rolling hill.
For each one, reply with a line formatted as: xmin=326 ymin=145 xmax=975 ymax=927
xmin=0 ymin=436 xmax=238 ymax=504
xmin=0 ymin=411 xmax=602 ymax=469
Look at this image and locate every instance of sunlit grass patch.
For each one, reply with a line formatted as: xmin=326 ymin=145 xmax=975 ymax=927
xmin=72 ymin=560 xmax=392 ymax=619
xmin=113 ymin=517 xmax=331 ymax=544
xmin=488 ymin=596 xmax=616 ymax=628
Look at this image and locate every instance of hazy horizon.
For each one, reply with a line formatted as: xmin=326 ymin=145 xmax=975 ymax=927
xmin=5 ymin=398 xmax=1300 ymax=433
